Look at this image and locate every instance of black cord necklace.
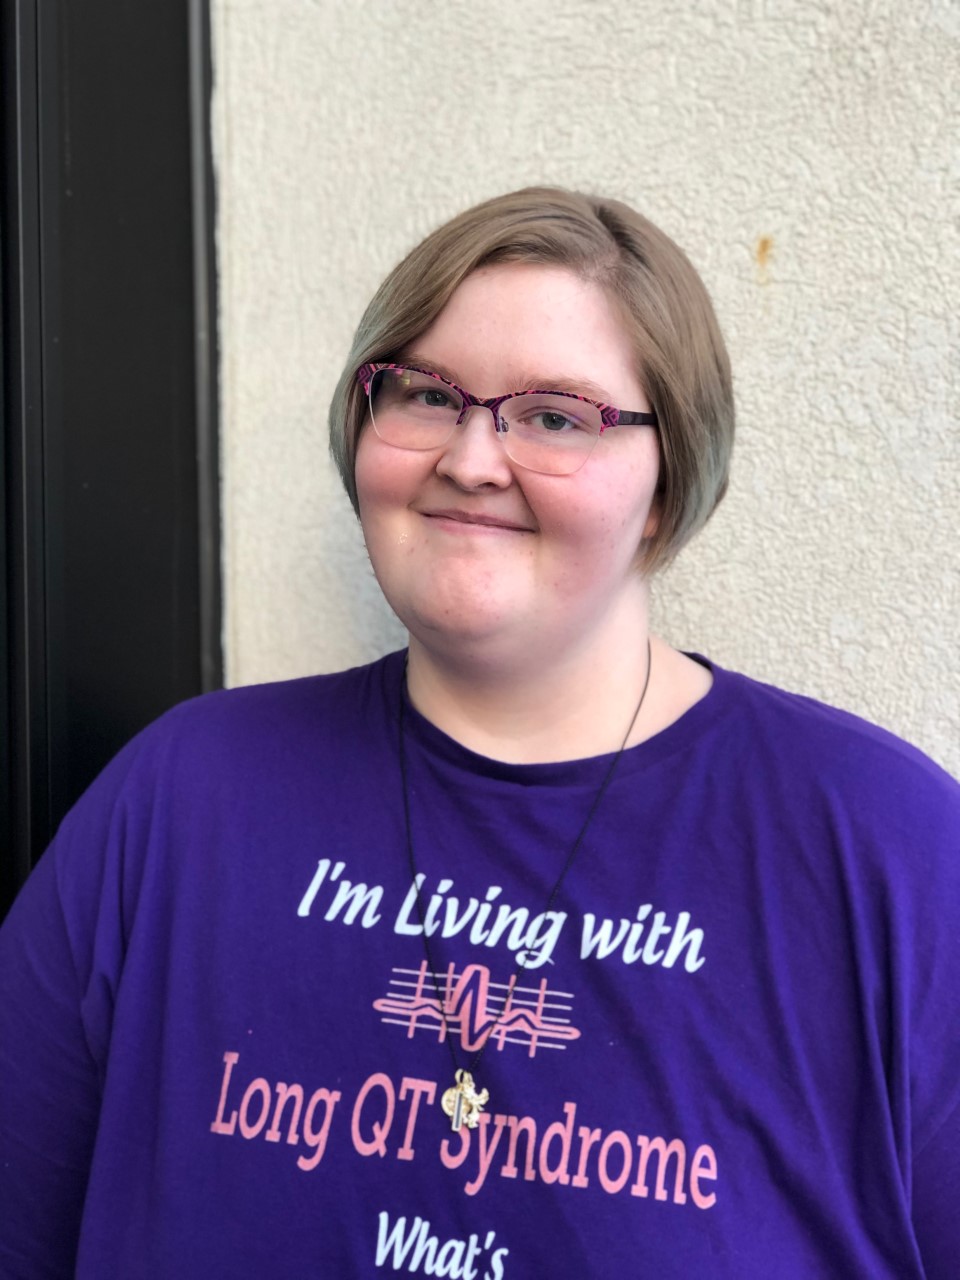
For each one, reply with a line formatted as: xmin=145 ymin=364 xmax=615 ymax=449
xmin=397 ymin=641 xmax=653 ymax=1132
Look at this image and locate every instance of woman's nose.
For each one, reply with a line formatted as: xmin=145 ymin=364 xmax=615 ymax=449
xmin=434 ymin=403 xmax=514 ymax=489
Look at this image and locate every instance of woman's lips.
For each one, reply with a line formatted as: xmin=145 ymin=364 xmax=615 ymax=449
xmin=421 ymin=508 xmax=534 ymax=534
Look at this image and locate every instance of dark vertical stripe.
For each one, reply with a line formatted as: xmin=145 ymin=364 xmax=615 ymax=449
xmin=1 ymin=0 xmax=221 ymax=916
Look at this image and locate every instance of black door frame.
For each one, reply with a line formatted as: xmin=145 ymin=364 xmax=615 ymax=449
xmin=1 ymin=0 xmax=221 ymax=914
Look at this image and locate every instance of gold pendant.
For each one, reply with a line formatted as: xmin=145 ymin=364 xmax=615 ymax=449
xmin=441 ymin=1069 xmax=489 ymax=1132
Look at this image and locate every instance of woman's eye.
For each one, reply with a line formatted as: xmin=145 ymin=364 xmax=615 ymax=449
xmin=535 ymin=411 xmax=576 ymax=433
xmin=510 ymin=395 xmax=595 ymax=435
xmin=412 ymin=388 xmax=454 ymax=409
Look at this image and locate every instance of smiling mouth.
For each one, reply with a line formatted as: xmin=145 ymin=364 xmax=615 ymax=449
xmin=422 ymin=509 xmax=534 ymax=533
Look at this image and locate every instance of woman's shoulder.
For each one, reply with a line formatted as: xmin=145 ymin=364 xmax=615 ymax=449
xmin=710 ymin=659 xmax=959 ymax=830
xmin=54 ymin=651 xmax=408 ymax=835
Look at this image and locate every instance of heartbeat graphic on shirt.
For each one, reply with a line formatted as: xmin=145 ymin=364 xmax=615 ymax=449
xmin=373 ymin=961 xmax=582 ymax=1058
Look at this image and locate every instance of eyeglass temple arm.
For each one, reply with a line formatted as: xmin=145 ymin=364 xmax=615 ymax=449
xmin=613 ymin=410 xmax=658 ymax=428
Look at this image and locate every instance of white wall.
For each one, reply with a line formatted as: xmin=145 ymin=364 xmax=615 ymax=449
xmin=212 ymin=0 xmax=959 ymax=776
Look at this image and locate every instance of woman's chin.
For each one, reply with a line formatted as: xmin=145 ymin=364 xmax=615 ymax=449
xmin=394 ymin=596 xmax=532 ymax=663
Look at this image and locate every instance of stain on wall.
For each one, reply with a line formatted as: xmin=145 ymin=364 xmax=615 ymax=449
xmin=755 ymin=235 xmax=774 ymax=284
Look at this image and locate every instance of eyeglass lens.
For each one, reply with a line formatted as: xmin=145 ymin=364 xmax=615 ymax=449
xmin=368 ymin=368 xmax=602 ymax=476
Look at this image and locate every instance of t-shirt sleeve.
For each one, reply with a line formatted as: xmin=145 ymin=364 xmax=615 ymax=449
xmin=903 ymin=764 xmax=960 ymax=1278
xmin=0 ymin=852 xmax=101 ymax=1276
xmin=913 ymin=1096 xmax=960 ymax=1279
xmin=0 ymin=732 xmax=150 ymax=1277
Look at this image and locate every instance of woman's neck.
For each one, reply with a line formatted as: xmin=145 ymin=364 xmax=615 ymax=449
xmin=404 ymin=626 xmax=712 ymax=766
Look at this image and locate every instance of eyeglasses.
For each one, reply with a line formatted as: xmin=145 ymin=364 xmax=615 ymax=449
xmin=356 ymin=363 xmax=658 ymax=477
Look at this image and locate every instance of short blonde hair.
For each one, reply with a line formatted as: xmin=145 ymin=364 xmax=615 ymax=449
xmin=329 ymin=187 xmax=734 ymax=572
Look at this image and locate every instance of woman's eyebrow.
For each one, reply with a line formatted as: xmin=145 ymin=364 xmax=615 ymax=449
xmin=400 ymin=355 xmax=463 ymax=385
xmin=514 ymin=373 xmax=615 ymax=401
xmin=401 ymin=355 xmax=615 ymax=403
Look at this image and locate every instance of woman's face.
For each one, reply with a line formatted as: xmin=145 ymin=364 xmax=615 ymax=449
xmin=354 ymin=262 xmax=661 ymax=666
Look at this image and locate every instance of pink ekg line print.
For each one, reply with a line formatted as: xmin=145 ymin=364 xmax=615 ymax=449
xmin=373 ymin=961 xmax=582 ymax=1059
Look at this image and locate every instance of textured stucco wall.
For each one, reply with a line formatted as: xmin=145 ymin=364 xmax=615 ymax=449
xmin=212 ymin=0 xmax=959 ymax=777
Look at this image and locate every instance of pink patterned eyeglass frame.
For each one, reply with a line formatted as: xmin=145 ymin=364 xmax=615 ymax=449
xmin=355 ymin=363 xmax=658 ymax=434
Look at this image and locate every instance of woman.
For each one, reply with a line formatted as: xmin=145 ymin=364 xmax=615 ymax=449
xmin=1 ymin=188 xmax=957 ymax=1277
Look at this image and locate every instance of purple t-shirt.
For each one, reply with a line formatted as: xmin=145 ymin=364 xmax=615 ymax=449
xmin=1 ymin=652 xmax=958 ymax=1277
